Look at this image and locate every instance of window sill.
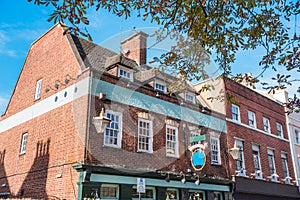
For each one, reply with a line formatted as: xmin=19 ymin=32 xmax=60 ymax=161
xmin=19 ymin=152 xmax=26 ymax=156
xmin=166 ymin=154 xmax=179 ymax=159
xmin=103 ymin=144 xmax=122 ymax=149
xmin=211 ymin=162 xmax=222 ymax=166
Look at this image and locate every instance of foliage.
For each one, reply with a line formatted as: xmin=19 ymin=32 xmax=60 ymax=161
xmin=28 ymin=0 xmax=300 ymax=112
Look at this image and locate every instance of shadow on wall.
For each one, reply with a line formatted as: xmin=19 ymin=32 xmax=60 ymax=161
xmin=0 ymin=150 xmax=10 ymax=198
xmin=16 ymin=139 xmax=51 ymax=199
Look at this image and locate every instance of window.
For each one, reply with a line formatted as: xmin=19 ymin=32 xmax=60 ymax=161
xmin=132 ymin=186 xmax=155 ymax=200
xmin=34 ymin=79 xmax=42 ymax=100
xmin=210 ymin=137 xmax=221 ymax=165
xmin=263 ymin=117 xmax=270 ymax=133
xmin=268 ymin=149 xmax=276 ymax=178
xmin=276 ymin=123 xmax=283 ymax=137
xmin=20 ymin=133 xmax=28 ymax=154
xmin=118 ymin=67 xmax=132 ymax=81
xmin=281 ymin=153 xmax=289 ymax=178
xmin=214 ymin=192 xmax=223 ymax=200
xmin=248 ymin=111 xmax=256 ymax=128
xmin=138 ymin=118 xmax=153 ymax=153
xmin=166 ymin=188 xmax=179 ymax=200
xmin=188 ymin=190 xmax=205 ymax=200
xmin=252 ymin=145 xmax=262 ymax=178
xmin=185 ymin=93 xmax=195 ymax=104
xmin=104 ymin=110 xmax=122 ymax=148
xmin=154 ymin=80 xmax=166 ymax=92
xmin=166 ymin=125 xmax=179 ymax=157
xmin=231 ymin=104 xmax=240 ymax=122
xmin=100 ymin=184 xmax=119 ymax=200
xmin=295 ymin=129 xmax=300 ymax=144
xmin=235 ymin=140 xmax=245 ymax=175
xmin=190 ymin=131 xmax=201 ymax=146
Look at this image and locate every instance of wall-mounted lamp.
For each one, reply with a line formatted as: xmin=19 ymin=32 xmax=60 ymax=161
xmin=156 ymin=92 xmax=160 ymax=97
xmin=195 ymin=175 xmax=200 ymax=185
xmin=181 ymin=174 xmax=186 ymax=184
xmin=54 ymin=80 xmax=61 ymax=90
xmin=45 ymin=85 xmax=52 ymax=93
xmin=229 ymin=144 xmax=240 ymax=160
xmin=165 ymin=173 xmax=170 ymax=182
xmin=64 ymin=74 xmax=75 ymax=85
xmin=93 ymin=108 xmax=111 ymax=134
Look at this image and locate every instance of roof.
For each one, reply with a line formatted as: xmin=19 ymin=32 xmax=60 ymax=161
xmin=104 ymin=54 xmax=139 ymax=70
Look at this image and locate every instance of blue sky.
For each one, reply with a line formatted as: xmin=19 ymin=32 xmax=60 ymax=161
xmin=0 ymin=1 xmax=296 ymax=115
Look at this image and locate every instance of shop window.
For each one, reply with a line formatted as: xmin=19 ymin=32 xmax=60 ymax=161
xmin=132 ymin=186 xmax=156 ymax=200
xmin=138 ymin=118 xmax=153 ymax=153
xmin=100 ymin=184 xmax=119 ymax=200
xmin=231 ymin=104 xmax=240 ymax=122
xmin=166 ymin=125 xmax=179 ymax=157
xmin=213 ymin=192 xmax=223 ymax=200
xmin=104 ymin=110 xmax=122 ymax=148
xmin=166 ymin=188 xmax=179 ymax=200
xmin=188 ymin=190 xmax=205 ymax=200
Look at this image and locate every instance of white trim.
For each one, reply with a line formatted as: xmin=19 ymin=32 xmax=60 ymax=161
xmin=263 ymin=117 xmax=271 ymax=133
xmin=118 ymin=66 xmax=133 ymax=82
xmin=231 ymin=104 xmax=240 ymax=122
xmin=166 ymin=125 xmax=179 ymax=158
xmin=0 ymin=77 xmax=90 ymax=134
xmin=34 ymin=78 xmax=43 ymax=100
xmin=137 ymin=118 xmax=153 ymax=153
xmin=210 ymin=136 xmax=221 ymax=165
xmin=248 ymin=110 xmax=256 ymax=128
xmin=226 ymin=118 xmax=290 ymax=142
xmin=154 ymin=79 xmax=167 ymax=93
xmin=104 ymin=110 xmax=123 ymax=148
xmin=20 ymin=132 xmax=28 ymax=155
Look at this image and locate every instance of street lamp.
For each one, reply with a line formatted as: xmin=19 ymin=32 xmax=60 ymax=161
xmin=93 ymin=108 xmax=111 ymax=134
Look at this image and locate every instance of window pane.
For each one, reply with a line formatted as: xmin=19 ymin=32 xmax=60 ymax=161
xmin=104 ymin=111 xmax=121 ymax=147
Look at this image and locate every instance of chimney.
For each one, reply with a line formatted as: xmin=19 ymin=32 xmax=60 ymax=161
xmin=121 ymin=31 xmax=148 ymax=65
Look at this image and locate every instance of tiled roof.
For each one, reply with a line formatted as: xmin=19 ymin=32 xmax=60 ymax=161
xmin=70 ymin=35 xmax=117 ymax=70
xmin=105 ymin=54 xmax=139 ymax=70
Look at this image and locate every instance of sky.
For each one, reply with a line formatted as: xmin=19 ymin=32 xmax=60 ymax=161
xmin=0 ymin=1 xmax=297 ymax=115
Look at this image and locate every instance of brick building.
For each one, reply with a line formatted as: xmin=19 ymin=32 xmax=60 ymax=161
xmin=0 ymin=23 xmax=234 ymax=200
xmin=196 ymin=76 xmax=300 ymax=199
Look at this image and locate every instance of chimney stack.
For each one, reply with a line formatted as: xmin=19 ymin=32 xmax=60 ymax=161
xmin=121 ymin=31 xmax=148 ymax=65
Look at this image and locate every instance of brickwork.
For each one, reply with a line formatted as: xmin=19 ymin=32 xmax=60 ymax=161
xmin=224 ymin=78 xmax=295 ymax=181
xmin=0 ymin=24 xmax=87 ymax=199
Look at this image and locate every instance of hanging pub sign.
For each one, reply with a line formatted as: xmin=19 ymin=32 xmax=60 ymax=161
xmin=188 ymin=134 xmax=207 ymax=171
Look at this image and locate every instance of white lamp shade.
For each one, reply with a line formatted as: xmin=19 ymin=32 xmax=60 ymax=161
xmin=93 ymin=108 xmax=111 ymax=133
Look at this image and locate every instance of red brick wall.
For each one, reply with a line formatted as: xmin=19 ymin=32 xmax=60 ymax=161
xmin=0 ymin=24 xmax=88 ymax=199
xmin=2 ymin=24 xmax=81 ymax=120
xmin=224 ymin=78 xmax=294 ymax=181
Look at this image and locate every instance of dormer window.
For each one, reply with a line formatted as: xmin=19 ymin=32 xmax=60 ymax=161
xmin=154 ymin=80 xmax=166 ymax=92
xmin=118 ymin=67 xmax=133 ymax=81
xmin=185 ymin=92 xmax=195 ymax=104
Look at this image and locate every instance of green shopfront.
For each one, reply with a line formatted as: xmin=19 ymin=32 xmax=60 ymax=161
xmin=74 ymin=166 xmax=233 ymax=200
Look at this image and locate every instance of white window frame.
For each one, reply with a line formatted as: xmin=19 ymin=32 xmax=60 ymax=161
xmin=248 ymin=111 xmax=256 ymax=128
xmin=295 ymin=129 xmax=300 ymax=144
xmin=104 ymin=110 xmax=122 ymax=148
xmin=100 ymin=184 xmax=119 ymax=200
xmin=166 ymin=188 xmax=179 ymax=200
xmin=185 ymin=92 xmax=195 ymax=104
xmin=232 ymin=104 xmax=240 ymax=122
xmin=132 ymin=186 xmax=156 ymax=200
xmin=235 ymin=139 xmax=246 ymax=176
xmin=263 ymin=117 xmax=271 ymax=133
xmin=276 ymin=122 xmax=283 ymax=138
xmin=154 ymin=80 xmax=167 ymax=93
xmin=166 ymin=125 xmax=179 ymax=157
xmin=210 ymin=136 xmax=221 ymax=165
xmin=118 ymin=67 xmax=133 ymax=81
xmin=34 ymin=78 xmax=43 ymax=100
xmin=20 ymin=133 xmax=28 ymax=154
xmin=252 ymin=145 xmax=262 ymax=179
xmin=267 ymin=149 xmax=277 ymax=181
xmin=281 ymin=153 xmax=289 ymax=178
xmin=138 ymin=118 xmax=153 ymax=153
